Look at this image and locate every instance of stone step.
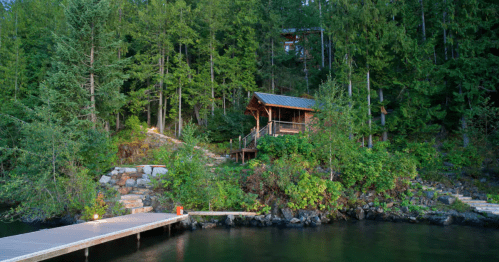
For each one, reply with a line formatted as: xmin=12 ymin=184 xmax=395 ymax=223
xmin=461 ymin=200 xmax=487 ymax=204
xmin=469 ymin=203 xmax=499 ymax=207
xmin=119 ymin=199 xmax=143 ymax=205
xmin=457 ymin=196 xmax=471 ymax=200
xmin=475 ymin=207 xmax=499 ymax=212
xmin=129 ymin=206 xmax=153 ymax=214
xmin=120 ymin=194 xmax=144 ymax=200
xmin=479 ymin=210 xmax=499 ymax=215
xmin=123 ymin=202 xmax=144 ymax=209
xmin=130 ymin=191 xmax=150 ymax=195
xmin=131 ymin=187 xmax=150 ymax=193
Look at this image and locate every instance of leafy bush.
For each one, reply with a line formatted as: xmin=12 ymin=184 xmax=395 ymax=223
xmin=342 ymin=142 xmax=417 ymax=192
xmin=82 ymin=192 xmax=107 ymax=220
xmin=402 ymin=140 xmax=442 ymax=169
xmin=487 ymin=194 xmax=499 ymax=204
xmin=286 ymin=172 xmax=327 ymax=210
xmin=445 ymin=145 xmax=483 ymax=169
xmin=257 ymin=134 xmax=313 ymax=159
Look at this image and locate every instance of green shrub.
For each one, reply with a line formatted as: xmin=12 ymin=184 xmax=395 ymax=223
xmin=285 ymin=172 xmax=327 ymax=210
xmin=445 ymin=145 xmax=483 ymax=169
xmin=402 ymin=140 xmax=442 ymax=169
xmin=487 ymin=194 xmax=499 ymax=204
xmin=257 ymin=134 xmax=313 ymax=159
xmin=342 ymin=142 xmax=417 ymax=192
xmin=82 ymin=192 xmax=107 ymax=220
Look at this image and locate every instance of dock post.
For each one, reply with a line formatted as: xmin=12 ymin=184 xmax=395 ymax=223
xmin=137 ymin=232 xmax=140 ymax=241
xmin=239 ymin=136 xmax=241 ymax=149
xmin=169 ymin=224 xmax=171 ymax=236
xmin=84 ymin=247 xmax=89 ymax=258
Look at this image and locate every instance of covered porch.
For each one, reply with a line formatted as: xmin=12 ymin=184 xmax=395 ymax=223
xmin=230 ymin=92 xmax=315 ymax=163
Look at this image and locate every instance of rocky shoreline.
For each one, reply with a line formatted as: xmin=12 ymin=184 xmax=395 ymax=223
xmin=178 ymin=207 xmax=499 ymax=231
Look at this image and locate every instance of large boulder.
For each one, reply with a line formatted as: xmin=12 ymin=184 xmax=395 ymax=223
xmin=116 ymin=175 xmax=130 ymax=186
xmin=152 ymin=167 xmax=168 ymax=177
xmin=136 ymin=178 xmax=151 ymax=186
xmin=143 ymin=166 xmax=152 ymax=175
xmin=281 ymin=208 xmax=294 ymax=221
xmin=99 ymin=175 xmax=111 ymax=184
xmin=355 ymin=207 xmax=365 ymax=220
xmin=125 ymin=179 xmax=136 ymax=187
xmin=438 ymin=195 xmax=456 ymax=205
xmin=124 ymin=168 xmax=137 ymax=174
xmin=142 ymin=174 xmax=150 ymax=180
xmin=424 ymin=191 xmax=435 ymax=199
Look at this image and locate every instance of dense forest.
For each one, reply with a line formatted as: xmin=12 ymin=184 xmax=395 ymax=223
xmin=0 ymin=0 xmax=498 ymax=221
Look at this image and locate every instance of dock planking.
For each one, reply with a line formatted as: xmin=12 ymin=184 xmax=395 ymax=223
xmin=0 ymin=213 xmax=188 ymax=262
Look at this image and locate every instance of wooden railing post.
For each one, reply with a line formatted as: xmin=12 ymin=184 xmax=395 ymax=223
xmin=230 ymin=139 xmax=232 ymax=151
xmin=239 ymin=136 xmax=241 ymax=149
xmin=244 ymin=137 xmax=247 ymax=149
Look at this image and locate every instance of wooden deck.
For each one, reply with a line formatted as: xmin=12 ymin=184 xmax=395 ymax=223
xmin=229 ymin=148 xmax=257 ymax=164
xmin=0 ymin=213 xmax=188 ymax=262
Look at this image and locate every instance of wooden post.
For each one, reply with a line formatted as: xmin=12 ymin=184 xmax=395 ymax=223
xmin=169 ymin=224 xmax=171 ymax=237
xmin=137 ymin=233 xmax=140 ymax=241
xmin=244 ymin=137 xmax=246 ymax=149
xmin=242 ymin=151 xmax=245 ymax=164
xmin=230 ymin=139 xmax=232 ymax=151
xmin=239 ymin=136 xmax=241 ymax=149
xmin=236 ymin=152 xmax=238 ymax=162
xmin=256 ymin=110 xmax=260 ymax=138
xmin=84 ymin=248 xmax=89 ymax=258
xmin=269 ymin=107 xmax=273 ymax=135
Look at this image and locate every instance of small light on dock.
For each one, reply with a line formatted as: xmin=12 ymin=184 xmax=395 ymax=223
xmin=93 ymin=214 xmax=99 ymax=220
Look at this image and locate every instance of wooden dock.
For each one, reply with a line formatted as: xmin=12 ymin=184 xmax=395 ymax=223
xmin=0 ymin=213 xmax=188 ymax=262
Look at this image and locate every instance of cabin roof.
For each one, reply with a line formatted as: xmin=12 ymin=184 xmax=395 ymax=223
xmin=253 ymin=92 xmax=315 ymax=110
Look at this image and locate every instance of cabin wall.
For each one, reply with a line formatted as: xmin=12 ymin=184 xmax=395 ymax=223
xmin=304 ymin=112 xmax=314 ymax=125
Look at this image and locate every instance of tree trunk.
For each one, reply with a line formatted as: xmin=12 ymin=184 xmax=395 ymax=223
xmin=116 ymin=113 xmax=120 ymax=132
xmin=178 ymin=44 xmax=182 ymax=137
xmin=443 ymin=1 xmax=448 ymax=61
xmin=271 ymin=38 xmax=274 ymax=93
xmin=14 ymin=13 xmax=18 ymax=101
xmin=380 ymin=88 xmax=387 ymax=141
xmin=210 ymin=33 xmax=215 ymax=116
xmin=147 ymin=96 xmax=151 ymax=127
xmin=329 ymin=34 xmax=332 ymax=70
xmin=420 ymin=0 xmax=426 ymax=42
xmin=90 ymin=22 xmax=96 ymax=127
xmin=158 ymin=47 xmax=165 ymax=134
xmin=367 ymin=70 xmax=372 ymax=148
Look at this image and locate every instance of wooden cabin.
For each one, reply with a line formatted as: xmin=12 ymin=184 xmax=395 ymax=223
xmin=230 ymin=92 xmax=316 ymax=163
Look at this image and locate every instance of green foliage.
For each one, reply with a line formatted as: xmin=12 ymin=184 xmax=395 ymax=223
xmin=487 ymin=194 xmax=499 ymax=204
xmin=257 ymin=134 xmax=313 ymax=159
xmin=342 ymin=142 xmax=418 ymax=193
xmin=402 ymin=140 xmax=442 ymax=169
xmin=206 ymin=109 xmax=255 ymax=142
xmin=445 ymin=145 xmax=483 ymax=169
xmin=82 ymin=192 xmax=107 ymax=220
xmin=153 ymin=140 xmax=256 ymax=211
xmin=286 ymin=172 xmax=327 ymax=210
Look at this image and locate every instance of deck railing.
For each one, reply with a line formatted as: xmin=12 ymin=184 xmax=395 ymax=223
xmin=230 ymin=121 xmax=307 ymax=151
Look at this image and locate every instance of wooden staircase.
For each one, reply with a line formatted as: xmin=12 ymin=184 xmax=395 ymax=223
xmin=119 ymin=193 xmax=153 ymax=214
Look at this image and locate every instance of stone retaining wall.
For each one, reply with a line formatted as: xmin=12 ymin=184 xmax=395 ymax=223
xmin=99 ymin=166 xmax=167 ymax=194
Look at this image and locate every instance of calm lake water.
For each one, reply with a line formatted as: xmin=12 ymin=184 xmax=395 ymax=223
xmin=2 ymin=206 xmax=499 ymax=262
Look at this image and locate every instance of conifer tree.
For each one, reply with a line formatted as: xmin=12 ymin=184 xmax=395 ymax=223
xmin=49 ymin=0 xmax=127 ymax=129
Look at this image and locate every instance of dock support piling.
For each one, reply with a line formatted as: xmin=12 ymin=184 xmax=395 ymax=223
xmin=85 ymin=247 xmax=89 ymax=258
xmin=137 ymin=232 xmax=140 ymax=241
xmin=169 ymin=224 xmax=171 ymax=236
